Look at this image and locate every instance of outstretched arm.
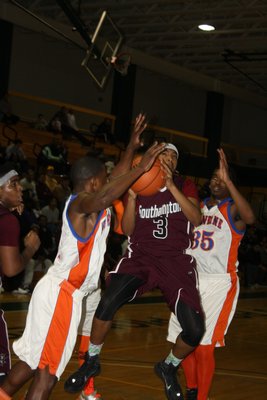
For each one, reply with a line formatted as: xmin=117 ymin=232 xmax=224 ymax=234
xmin=74 ymin=142 xmax=165 ymax=216
xmin=110 ymin=113 xmax=147 ymax=178
xmin=217 ymin=148 xmax=255 ymax=227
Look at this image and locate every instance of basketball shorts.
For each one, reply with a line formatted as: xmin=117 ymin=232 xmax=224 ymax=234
xmin=111 ymin=249 xmax=202 ymax=314
xmin=13 ymin=274 xmax=85 ymax=379
xmin=167 ymin=272 xmax=239 ymax=347
xmin=78 ymin=287 xmax=101 ymax=336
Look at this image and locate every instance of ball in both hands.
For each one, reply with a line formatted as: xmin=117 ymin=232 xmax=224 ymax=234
xmin=131 ymin=156 xmax=165 ymax=196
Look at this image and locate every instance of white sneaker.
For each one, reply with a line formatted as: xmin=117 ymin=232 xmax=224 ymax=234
xmin=12 ymin=287 xmax=30 ymax=294
xmin=77 ymin=390 xmax=102 ymax=400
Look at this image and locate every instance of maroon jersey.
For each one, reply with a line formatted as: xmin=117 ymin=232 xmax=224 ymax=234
xmin=0 ymin=205 xmax=20 ymax=246
xmin=129 ymin=175 xmax=198 ymax=257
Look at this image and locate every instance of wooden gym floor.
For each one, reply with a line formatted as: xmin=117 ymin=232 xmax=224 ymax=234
xmin=1 ymin=286 xmax=267 ymax=400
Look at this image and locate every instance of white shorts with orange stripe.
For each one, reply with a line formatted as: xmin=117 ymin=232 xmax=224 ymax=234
xmin=167 ymin=272 xmax=240 ymax=347
xmin=13 ymin=274 xmax=85 ymax=379
xmin=78 ymin=287 xmax=101 ymax=336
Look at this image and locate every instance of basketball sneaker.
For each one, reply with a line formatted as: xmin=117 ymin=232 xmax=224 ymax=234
xmin=77 ymin=390 xmax=102 ymax=400
xmin=64 ymin=354 xmax=101 ymax=394
xmin=186 ymin=388 xmax=198 ymax=400
xmin=154 ymin=361 xmax=184 ymax=400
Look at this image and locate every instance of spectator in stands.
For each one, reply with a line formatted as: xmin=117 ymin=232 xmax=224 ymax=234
xmin=52 ymin=174 xmax=71 ymax=215
xmin=67 ymin=108 xmax=79 ymax=131
xmin=0 ymin=93 xmax=19 ymax=125
xmin=20 ymin=166 xmax=39 ymax=206
xmin=40 ymin=197 xmax=60 ymax=236
xmin=34 ymin=113 xmax=48 ymax=131
xmin=5 ymin=139 xmax=28 ymax=172
xmin=44 ymin=166 xmax=59 ymax=193
xmin=35 ymin=174 xmax=53 ymax=208
xmin=38 ymin=135 xmax=69 ymax=174
xmin=96 ymin=117 xmax=114 ymax=144
xmin=49 ymin=106 xmax=92 ymax=146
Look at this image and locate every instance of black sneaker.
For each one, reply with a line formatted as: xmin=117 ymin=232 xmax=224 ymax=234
xmin=64 ymin=354 xmax=101 ymax=394
xmin=154 ymin=361 xmax=184 ymax=399
xmin=186 ymin=387 xmax=198 ymax=400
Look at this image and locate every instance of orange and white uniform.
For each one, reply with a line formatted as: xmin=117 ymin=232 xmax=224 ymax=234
xmin=168 ymin=197 xmax=244 ymax=347
xmin=13 ymin=195 xmax=111 ymax=378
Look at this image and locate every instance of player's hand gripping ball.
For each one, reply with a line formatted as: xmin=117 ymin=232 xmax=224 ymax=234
xmin=131 ymin=155 xmax=165 ymax=196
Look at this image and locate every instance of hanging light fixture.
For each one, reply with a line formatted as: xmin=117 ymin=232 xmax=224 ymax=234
xmin=198 ymin=23 xmax=215 ymax=31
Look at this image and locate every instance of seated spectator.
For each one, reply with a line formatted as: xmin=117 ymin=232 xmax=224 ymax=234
xmin=20 ymin=166 xmax=39 ymax=206
xmin=34 ymin=113 xmax=48 ymax=131
xmin=0 ymin=93 xmax=20 ymax=125
xmin=44 ymin=165 xmax=59 ymax=192
xmin=95 ymin=117 xmax=114 ymax=143
xmin=49 ymin=106 xmax=92 ymax=146
xmin=5 ymin=139 xmax=28 ymax=172
xmin=38 ymin=135 xmax=69 ymax=174
xmin=40 ymin=197 xmax=60 ymax=236
xmin=36 ymin=173 xmax=53 ymax=208
xmin=53 ymin=174 xmax=71 ymax=215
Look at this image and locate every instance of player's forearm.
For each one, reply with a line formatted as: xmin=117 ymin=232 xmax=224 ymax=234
xmin=168 ymin=184 xmax=201 ymax=226
xmin=111 ymin=144 xmax=136 ymax=178
xmin=226 ymin=180 xmax=255 ymax=224
xmin=121 ymin=198 xmax=136 ymax=236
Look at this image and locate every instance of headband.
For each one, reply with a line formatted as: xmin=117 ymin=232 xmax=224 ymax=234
xmin=165 ymin=143 xmax=179 ymax=158
xmin=0 ymin=170 xmax=18 ymax=186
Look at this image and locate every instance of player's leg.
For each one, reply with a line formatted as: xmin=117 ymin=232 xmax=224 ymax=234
xmin=194 ymin=344 xmax=215 ymax=400
xmin=0 ymin=361 xmax=34 ymax=397
xmin=25 ymin=365 xmax=57 ymax=400
xmin=77 ymin=289 xmax=102 ymax=400
xmin=64 ymin=273 xmax=143 ymax=394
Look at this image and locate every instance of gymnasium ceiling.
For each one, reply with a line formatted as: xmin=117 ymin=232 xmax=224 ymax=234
xmin=3 ymin=0 xmax=267 ymax=100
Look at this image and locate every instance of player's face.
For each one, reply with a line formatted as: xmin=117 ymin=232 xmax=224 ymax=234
xmin=158 ymin=149 xmax=178 ymax=172
xmin=0 ymin=176 xmax=23 ymax=208
xmin=209 ymin=170 xmax=229 ymax=198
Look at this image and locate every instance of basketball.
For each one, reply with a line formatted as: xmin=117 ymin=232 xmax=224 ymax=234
xmin=130 ymin=156 xmax=165 ymax=196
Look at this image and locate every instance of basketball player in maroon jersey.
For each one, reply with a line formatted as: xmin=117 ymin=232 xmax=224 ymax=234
xmin=65 ymin=144 xmax=204 ymax=400
xmin=0 ymin=164 xmax=40 ymax=388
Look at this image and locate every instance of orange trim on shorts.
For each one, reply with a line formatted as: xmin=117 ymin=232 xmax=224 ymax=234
xmin=38 ymin=280 xmax=76 ymax=375
xmin=211 ymin=273 xmax=238 ymax=346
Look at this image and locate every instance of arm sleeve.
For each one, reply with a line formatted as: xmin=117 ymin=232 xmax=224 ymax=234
xmin=0 ymin=214 xmax=20 ymax=246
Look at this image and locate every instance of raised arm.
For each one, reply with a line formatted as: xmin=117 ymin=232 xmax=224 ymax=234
xmin=161 ymin=160 xmax=201 ymax=227
xmin=110 ymin=113 xmax=147 ymax=178
xmin=75 ymin=142 xmax=165 ymax=216
xmin=217 ymin=148 xmax=255 ymax=228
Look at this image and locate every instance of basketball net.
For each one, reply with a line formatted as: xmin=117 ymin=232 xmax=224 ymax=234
xmin=111 ymin=53 xmax=131 ymax=76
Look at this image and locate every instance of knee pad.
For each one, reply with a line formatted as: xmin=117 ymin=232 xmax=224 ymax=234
xmin=176 ymin=300 xmax=205 ymax=347
xmin=95 ymin=274 xmax=143 ymax=321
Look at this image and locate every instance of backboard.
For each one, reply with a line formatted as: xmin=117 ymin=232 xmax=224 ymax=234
xmin=81 ymin=11 xmax=124 ymax=89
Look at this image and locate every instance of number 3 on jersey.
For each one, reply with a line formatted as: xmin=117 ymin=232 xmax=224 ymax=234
xmin=191 ymin=230 xmax=214 ymax=251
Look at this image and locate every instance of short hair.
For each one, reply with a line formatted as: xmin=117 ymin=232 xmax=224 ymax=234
xmin=70 ymin=156 xmax=104 ymax=188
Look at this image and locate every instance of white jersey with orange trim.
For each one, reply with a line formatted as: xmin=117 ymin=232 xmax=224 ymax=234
xmin=13 ymin=194 xmax=111 ymax=378
xmin=188 ymin=197 xmax=245 ymax=275
xmin=47 ymin=194 xmax=111 ymax=295
xmin=168 ymin=197 xmax=244 ymax=347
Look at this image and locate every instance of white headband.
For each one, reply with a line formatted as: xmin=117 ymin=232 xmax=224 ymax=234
xmin=0 ymin=170 xmax=18 ymax=186
xmin=164 ymin=143 xmax=179 ymax=158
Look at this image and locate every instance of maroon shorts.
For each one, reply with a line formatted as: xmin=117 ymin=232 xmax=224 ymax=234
xmin=113 ymin=248 xmax=202 ymax=314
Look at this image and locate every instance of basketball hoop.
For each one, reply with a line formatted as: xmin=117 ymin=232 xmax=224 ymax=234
xmin=111 ymin=53 xmax=131 ymax=76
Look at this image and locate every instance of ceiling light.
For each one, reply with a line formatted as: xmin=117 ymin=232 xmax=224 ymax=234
xmin=198 ymin=24 xmax=215 ymax=31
